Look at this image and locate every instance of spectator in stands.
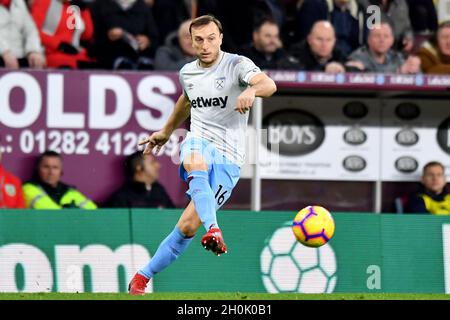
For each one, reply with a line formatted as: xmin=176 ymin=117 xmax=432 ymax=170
xmin=152 ymin=0 xmax=190 ymax=45
xmin=417 ymin=21 xmax=450 ymax=74
xmin=406 ymin=0 xmax=438 ymax=35
xmin=197 ymin=0 xmax=279 ymax=53
xmin=31 ymin=0 xmax=96 ymax=69
xmin=0 ymin=144 xmax=25 ymax=209
xmin=23 ymin=151 xmax=97 ymax=209
xmin=358 ymin=0 xmax=413 ymax=52
xmin=0 ymin=0 xmax=46 ymax=69
xmin=281 ymin=0 xmax=329 ymax=48
xmin=90 ymin=0 xmax=159 ymax=70
xmin=289 ymin=21 xmax=350 ymax=73
xmin=239 ymin=18 xmax=299 ymax=70
xmin=327 ymin=0 xmax=366 ymax=56
xmin=406 ymin=161 xmax=450 ymax=215
xmin=347 ymin=22 xmax=421 ymax=73
xmin=154 ymin=20 xmax=196 ymax=71
xmin=106 ymin=151 xmax=174 ymax=208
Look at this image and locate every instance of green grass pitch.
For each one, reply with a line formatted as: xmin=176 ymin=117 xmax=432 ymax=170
xmin=0 ymin=293 xmax=449 ymax=300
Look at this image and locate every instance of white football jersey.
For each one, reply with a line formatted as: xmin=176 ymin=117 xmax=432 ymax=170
xmin=179 ymin=51 xmax=261 ymax=166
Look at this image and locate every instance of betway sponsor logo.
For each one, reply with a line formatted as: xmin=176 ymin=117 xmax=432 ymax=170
xmin=191 ymin=96 xmax=228 ymax=109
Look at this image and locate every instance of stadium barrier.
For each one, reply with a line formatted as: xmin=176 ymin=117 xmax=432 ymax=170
xmin=0 ymin=210 xmax=449 ymax=294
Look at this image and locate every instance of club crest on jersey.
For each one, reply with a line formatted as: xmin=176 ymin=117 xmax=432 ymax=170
xmin=215 ymin=77 xmax=226 ymax=90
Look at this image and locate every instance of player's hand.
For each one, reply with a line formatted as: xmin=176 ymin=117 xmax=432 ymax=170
xmin=235 ymin=88 xmax=256 ymax=114
xmin=138 ymin=130 xmax=170 ymax=155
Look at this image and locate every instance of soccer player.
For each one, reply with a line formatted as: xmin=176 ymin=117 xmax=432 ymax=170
xmin=128 ymin=15 xmax=277 ymax=295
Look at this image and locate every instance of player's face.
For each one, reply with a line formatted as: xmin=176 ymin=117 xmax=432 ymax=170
xmin=438 ymin=27 xmax=450 ymax=56
xmin=38 ymin=156 xmax=62 ymax=187
xmin=254 ymin=23 xmax=280 ymax=54
xmin=422 ymin=165 xmax=447 ymax=194
xmin=191 ymin=22 xmax=223 ymax=67
xmin=368 ymin=24 xmax=394 ymax=55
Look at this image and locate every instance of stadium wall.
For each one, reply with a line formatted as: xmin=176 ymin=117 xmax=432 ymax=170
xmin=0 ymin=210 xmax=449 ymax=294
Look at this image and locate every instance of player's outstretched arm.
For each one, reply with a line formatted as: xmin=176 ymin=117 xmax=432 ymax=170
xmin=139 ymin=94 xmax=191 ymax=154
xmin=235 ymin=73 xmax=277 ymax=114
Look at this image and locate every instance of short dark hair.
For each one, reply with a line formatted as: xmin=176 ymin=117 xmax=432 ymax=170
xmin=37 ymin=150 xmax=62 ymax=167
xmin=423 ymin=161 xmax=445 ymax=175
xmin=189 ymin=14 xmax=223 ymax=35
xmin=253 ymin=17 xmax=278 ymax=33
xmin=125 ymin=151 xmax=145 ymax=178
xmin=33 ymin=150 xmax=62 ymax=181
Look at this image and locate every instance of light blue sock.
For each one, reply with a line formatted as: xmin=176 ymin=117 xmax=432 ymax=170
xmin=188 ymin=170 xmax=218 ymax=230
xmin=138 ymin=227 xmax=193 ymax=279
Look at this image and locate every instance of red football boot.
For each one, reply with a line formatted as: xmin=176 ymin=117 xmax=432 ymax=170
xmin=128 ymin=273 xmax=149 ymax=295
xmin=201 ymin=227 xmax=228 ymax=256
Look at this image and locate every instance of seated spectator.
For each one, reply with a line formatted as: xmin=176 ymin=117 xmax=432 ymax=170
xmin=91 ymin=0 xmax=159 ymax=70
xmin=152 ymin=0 xmax=190 ymax=44
xmin=0 ymin=144 xmax=25 ymax=209
xmin=105 ymin=151 xmax=174 ymax=208
xmin=417 ymin=21 xmax=450 ymax=74
xmin=0 ymin=0 xmax=46 ymax=69
xmin=23 ymin=151 xmax=97 ymax=209
xmin=197 ymin=0 xmax=279 ymax=53
xmin=358 ymin=0 xmax=413 ymax=52
xmin=406 ymin=0 xmax=438 ymax=35
xmin=406 ymin=161 xmax=450 ymax=215
xmin=154 ymin=20 xmax=196 ymax=71
xmin=239 ymin=18 xmax=299 ymax=70
xmin=281 ymin=0 xmax=329 ymax=47
xmin=31 ymin=0 xmax=95 ymax=69
xmin=327 ymin=0 xmax=365 ymax=56
xmin=289 ymin=21 xmax=349 ymax=73
xmin=347 ymin=22 xmax=421 ymax=73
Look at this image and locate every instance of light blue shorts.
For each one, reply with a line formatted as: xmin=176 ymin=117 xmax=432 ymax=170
xmin=179 ymin=135 xmax=241 ymax=210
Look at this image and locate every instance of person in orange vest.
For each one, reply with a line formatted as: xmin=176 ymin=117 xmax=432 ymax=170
xmin=30 ymin=0 xmax=95 ymax=69
xmin=0 ymin=144 xmax=25 ymax=209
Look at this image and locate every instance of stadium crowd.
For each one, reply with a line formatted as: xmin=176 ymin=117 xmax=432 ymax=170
xmin=0 ymin=0 xmax=449 ymax=73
